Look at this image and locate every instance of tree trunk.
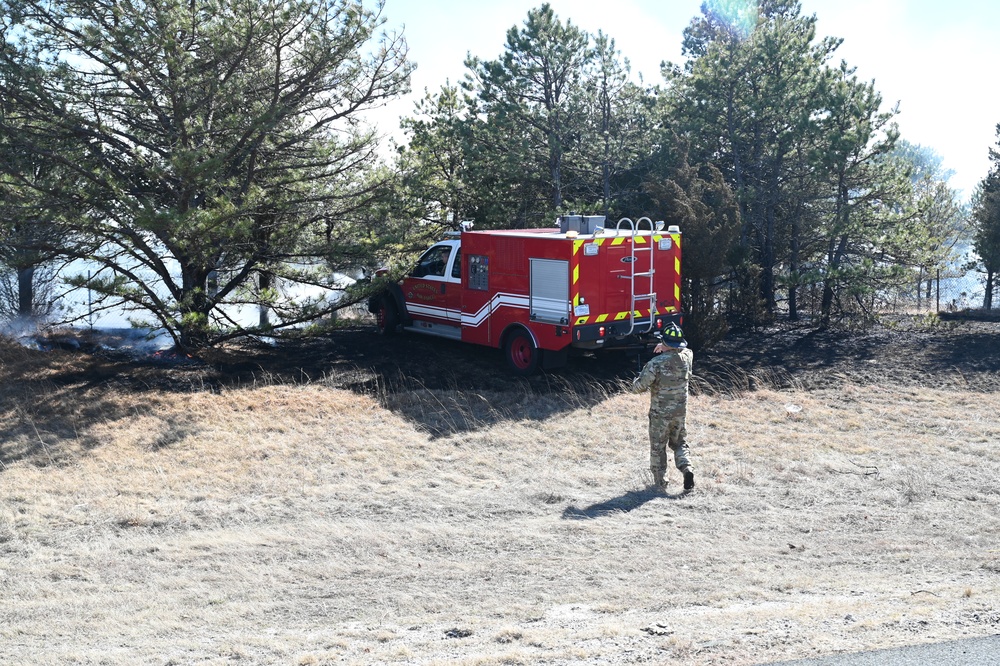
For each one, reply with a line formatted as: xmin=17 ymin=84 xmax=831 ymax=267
xmin=788 ymin=215 xmax=799 ymax=321
xmin=545 ymin=107 xmax=564 ymax=211
xmin=17 ymin=265 xmax=35 ymax=319
xmin=179 ymin=264 xmax=212 ymax=350
xmin=820 ymin=234 xmax=849 ymax=328
xmin=602 ymin=159 xmax=610 ymax=217
xmin=819 ymin=279 xmax=835 ymax=329
xmin=601 ymin=92 xmax=611 ymax=217
xmin=761 ymin=203 xmax=776 ymax=313
xmin=259 ymin=271 xmax=272 ymax=328
xmin=986 ymin=271 xmax=995 ymax=311
xmin=760 ymin=152 xmax=785 ymax=316
xmin=689 ymin=277 xmax=702 ymax=318
xmin=821 ymin=179 xmax=850 ymax=329
xmin=551 ymin=150 xmax=562 ymax=210
xmin=725 ymin=84 xmax=747 ymax=248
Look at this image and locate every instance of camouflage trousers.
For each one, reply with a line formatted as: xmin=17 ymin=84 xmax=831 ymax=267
xmin=648 ymin=411 xmax=692 ymax=480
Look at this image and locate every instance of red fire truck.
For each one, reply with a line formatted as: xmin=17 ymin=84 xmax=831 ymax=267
xmin=368 ymin=215 xmax=682 ymax=374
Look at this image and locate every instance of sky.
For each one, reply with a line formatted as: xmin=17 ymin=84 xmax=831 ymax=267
xmin=373 ymin=0 xmax=1000 ymax=202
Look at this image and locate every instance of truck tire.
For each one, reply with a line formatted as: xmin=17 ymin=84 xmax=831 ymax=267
xmin=375 ymin=295 xmax=399 ymax=336
xmin=504 ymin=329 xmax=540 ymax=375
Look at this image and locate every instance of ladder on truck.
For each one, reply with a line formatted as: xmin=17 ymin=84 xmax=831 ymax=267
xmin=615 ymin=217 xmax=658 ymax=336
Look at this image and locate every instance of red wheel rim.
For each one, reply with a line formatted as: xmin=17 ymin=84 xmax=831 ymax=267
xmin=510 ymin=336 xmax=533 ymax=369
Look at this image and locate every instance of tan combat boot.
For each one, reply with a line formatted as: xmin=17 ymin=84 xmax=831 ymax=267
xmin=652 ymin=469 xmax=666 ymax=488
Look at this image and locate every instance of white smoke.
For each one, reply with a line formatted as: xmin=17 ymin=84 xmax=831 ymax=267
xmin=1 ymin=319 xmax=174 ymax=356
xmin=0 ymin=317 xmax=43 ymax=347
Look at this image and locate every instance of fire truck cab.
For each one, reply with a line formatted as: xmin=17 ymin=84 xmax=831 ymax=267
xmin=369 ymin=215 xmax=682 ymax=374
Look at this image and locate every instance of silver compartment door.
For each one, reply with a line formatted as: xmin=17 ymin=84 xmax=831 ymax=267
xmin=530 ymin=258 xmax=570 ymax=324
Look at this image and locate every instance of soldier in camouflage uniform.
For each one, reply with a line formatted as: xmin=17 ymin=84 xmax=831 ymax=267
xmin=631 ymin=323 xmax=695 ymax=491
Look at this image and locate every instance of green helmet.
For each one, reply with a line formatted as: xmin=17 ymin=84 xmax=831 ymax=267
xmin=658 ymin=323 xmax=687 ymax=348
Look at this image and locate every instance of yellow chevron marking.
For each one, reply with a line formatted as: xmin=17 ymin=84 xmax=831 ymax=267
xmin=675 ymin=257 xmax=681 ymax=275
xmin=578 ymin=312 xmax=668 ymax=326
xmin=675 ymin=284 xmax=681 ymax=301
xmin=573 ymin=265 xmax=579 ymax=284
xmin=634 ymin=236 xmax=647 ymax=245
xmin=672 ymin=233 xmax=681 ymax=250
xmin=611 ymin=237 xmax=626 ymax=246
xmin=574 ymin=240 xmax=585 ymax=255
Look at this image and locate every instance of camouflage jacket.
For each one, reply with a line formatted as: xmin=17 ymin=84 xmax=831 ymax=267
xmin=631 ymin=347 xmax=693 ymax=416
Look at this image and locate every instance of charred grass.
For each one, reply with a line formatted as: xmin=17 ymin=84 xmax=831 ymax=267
xmin=1 ymin=330 xmax=999 ymax=665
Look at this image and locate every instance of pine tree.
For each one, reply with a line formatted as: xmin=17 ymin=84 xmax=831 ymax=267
xmin=971 ymin=128 xmax=1000 ymax=310
xmin=0 ymin=0 xmax=410 ymax=349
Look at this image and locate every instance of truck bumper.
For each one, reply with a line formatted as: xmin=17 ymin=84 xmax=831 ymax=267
xmin=570 ymin=313 xmax=681 ymax=348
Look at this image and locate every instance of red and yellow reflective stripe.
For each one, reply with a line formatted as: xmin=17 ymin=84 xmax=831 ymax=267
xmin=573 ymin=306 xmax=677 ymax=327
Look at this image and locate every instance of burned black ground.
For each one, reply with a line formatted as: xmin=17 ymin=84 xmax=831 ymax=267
xmin=11 ymin=314 xmax=1000 ymax=396
xmin=208 ymin=314 xmax=1000 ymax=394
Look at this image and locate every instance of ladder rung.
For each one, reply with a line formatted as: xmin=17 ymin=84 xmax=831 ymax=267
xmin=633 ymin=271 xmax=654 ymax=277
xmin=633 ymin=293 xmax=654 ymax=301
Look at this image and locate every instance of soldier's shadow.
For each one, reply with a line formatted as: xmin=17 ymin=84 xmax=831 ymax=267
xmin=561 ymin=487 xmax=688 ymax=519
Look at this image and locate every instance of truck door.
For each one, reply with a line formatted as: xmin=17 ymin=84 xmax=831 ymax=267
xmin=401 ymin=242 xmax=461 ymax=326
xmin=602 ymin=242 xmax=633 ymax=319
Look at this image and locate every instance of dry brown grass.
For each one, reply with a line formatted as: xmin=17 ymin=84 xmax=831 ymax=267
xmin=1 ymin=340 xmax=999 ymax=665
